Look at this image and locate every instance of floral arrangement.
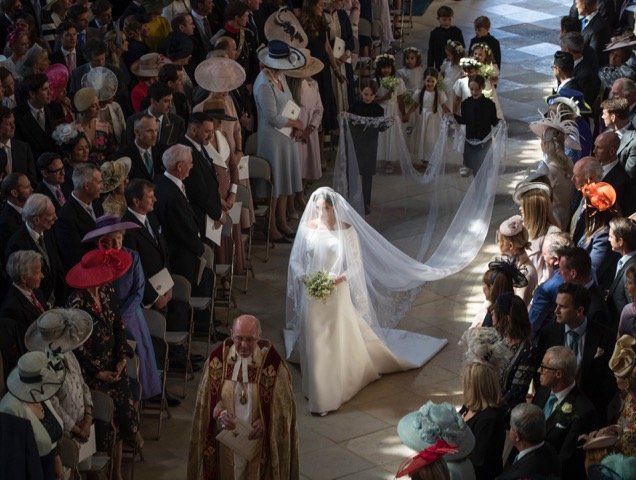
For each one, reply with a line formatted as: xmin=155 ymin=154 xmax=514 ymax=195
xmin=459 ymin=57 xmax=481 ymax=70
xmin=381 ymin=76 xmax=400 ymax=93
xmin=403 ymin=90 xmax=417 ymax=110
xmin=304 ymin=271 xmax=336 ymax=301
xmin=478 ymin=63 xmax=497 ymax=80
xmin=446 ymin=39 xmax=465 ymax=56
xmin=471 ymin=42 xmax=493 ymax=58
xmin=374 ymin=53 xmax=395 ymax=68
xmin=551 ymin=400 xmax=579 ymax=426
xmin=52 ymin=122 xmax=81 ymax=146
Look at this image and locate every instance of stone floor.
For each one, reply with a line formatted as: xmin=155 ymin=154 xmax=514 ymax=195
xmin=133 ymin=0 xmax=571 ymax=477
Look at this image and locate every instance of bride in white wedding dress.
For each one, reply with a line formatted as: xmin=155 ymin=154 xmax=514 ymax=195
xmin=285 ymin=187 xmax=448 ymax=414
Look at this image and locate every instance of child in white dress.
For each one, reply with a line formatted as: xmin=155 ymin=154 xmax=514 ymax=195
xmin=440 ymin=39 xmax=464 ymax=113
xmin=375 ymin=54 xmax=407 ymax=174
xmin=397 ymin=47 xmax=424 ymax=154
xmin=414 ymin=68 xmax=449 ymax=163
xmin=471 ymin=43 xmax=503 ymax=119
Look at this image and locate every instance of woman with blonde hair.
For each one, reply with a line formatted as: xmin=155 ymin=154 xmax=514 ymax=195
xmin=104 ymin=30 xmax=130 ymax=85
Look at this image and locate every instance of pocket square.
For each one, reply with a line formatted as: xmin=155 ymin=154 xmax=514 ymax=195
xmin=594 ymin=347 xmax=604 ymax=359
xmin=556 ymin=422 xmax=567 ymax=429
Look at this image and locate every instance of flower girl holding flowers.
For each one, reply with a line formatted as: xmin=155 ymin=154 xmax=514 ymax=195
xmin=397 ymin=47 xmax=425 ymax=154
xmin=440 ymin=39 xmax=465 ymax=112
xmin=414 ymin=68 xmax=450 ymax=163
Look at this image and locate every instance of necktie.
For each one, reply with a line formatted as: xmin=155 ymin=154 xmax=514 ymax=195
xmin=567 ymin=330 xmax=580 ymax=356
xmin=543 ymin=393 xmax=558 ymax=419
xmin=180 ymin=183 xmax=188 ymax=199
xmin=143 ymin=150 xmax=154 ymax=176
xmin=66 ymin=51 xmax=76 ymax=71
xmin=30 ymin=292 xmax=45 ymax=314
xmin=144 ymin=217 xmax=156 ymax=242
xmin=77 ymin=31 xmax=86 ymax=50
xmin=156 ymin=118 xmax=162 ymax=142
xmin=0 ymin=144 xmax=8 ymax=175
xmin=36 ymin=109 xmax=45 ymax=130
xmin=202 ymin=17 xmax=213 ymax=38
xmin=86 ymin=204 xmax=96 ymax=221
xmin=581 ymin=17 xmax=589 ymax=29
xmin=55 ymin=186 xmax=65 ymax=206
xmin=37 ymin=235 xmax=49 ymax=265
xmin=200 ymin=144 xmax=212 ymax=165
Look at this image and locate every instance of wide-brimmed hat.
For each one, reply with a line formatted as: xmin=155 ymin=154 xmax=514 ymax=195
xmin=264 ymin=6 xmax=308 ymax=48
xmin=6 ymin=351 xmax=65 ymax=403
xmin=580 ymin=425 xmax=620 ymax=451
xmin=82 ymin=214 xmax=140 ymax=243
xmin=512 ymin=176 xmax=552 ymax=205
xmin=547 ymin=88 xmax=592 ymax=115
xmin=581 ymin=181 xmax=616 ymax=211
xmin=604 ymin=32 xmax=636 ymax=52
xmin=99 ymin=156 xmax=131 ymax=193
xmin=45 ymin=63 xmax=69 ymax=102
xmin=25 ymin=308 xmax=93 ymax=353
xmin=82 ymin=66 xmax=118 ymax=102
xmin=66 ymin=247 xmax=133 ymax=288
xmin=131 ymin=53 xmax=161 ymax=77
xmin=397 ymin=401 xmax=475 ymax=460
xmin=609 ymin=334 xmax=636 ymax=380
xmin=529 ymin=113 xmax=581 ymax=150
xmin=73 ymin=87 xmax=98 ymax=112
xmin=165 ymin=31 xmax=193 ymax=60
xmin=257 ymin=40 xmax=306 ymax=71
xmin=195 ymin=57 xmax=246 ymax=92
xmin=396 ymin=439 xmax=458 ymax=478
xmin=284 ymin=48 xmax=324 ymax=78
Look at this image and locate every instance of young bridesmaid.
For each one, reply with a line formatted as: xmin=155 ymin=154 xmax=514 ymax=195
xmin=440 ymin=39 xmax=464 ymax=113
xmin=375 ymin=54 xmax=407 ymax=174
xmin=397 ymin=46 xmax=425 ymax=154
xmin=414 ymin=67 xmax=449 ymax=163
xmin=471 ymin=42 xmax=503 ymax=119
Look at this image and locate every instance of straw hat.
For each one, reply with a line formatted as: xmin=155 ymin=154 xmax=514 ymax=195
xmin=609 ymin=334 xmax=636 ymax=380
xmin=512 ymin=177 xmax=552 ymax=205
xmin=257 ymin=40 xmax=306 ymax=71
xmin=73 ymin=87 xmax=98 ymax=112
xmin=82 ymin=213 xmax=140 ymax=243
xmin=264 ymin=6 xmax=308 ymax=48
xmin=81 ymin=66 xmax=118 ymax=102
xmin=65 ymin=246 xmax=133 ymax=289
xmin=131 ymin=53 xmax=161 ymax=78
xmin=25 ymin=308 xmax=93 ymax=353
xmin=99 ymin=156 xmax=132 ymax=193
xmin=529 ymin=112 xmax=581 ymax=151
xmin=284 ymin=48 xmax=324 ymax=78
xmin=45 ymin=63 xmax=69 ymax=102
xmin=194 ymin=57 xmax=246 ymax=92
xmin=604 ymin=32 xmax=636 ymax=52
xmin=581 ymin=181 xmax=616 ymax=211
xmin=6 ymin=351 xmax=65 ymax=403
xmin=397 ymin=401 xmax=475 ymax=461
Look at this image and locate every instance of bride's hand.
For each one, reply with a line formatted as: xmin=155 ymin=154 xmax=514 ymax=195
xmin=334 ymin=275 xmax=346 ymax=285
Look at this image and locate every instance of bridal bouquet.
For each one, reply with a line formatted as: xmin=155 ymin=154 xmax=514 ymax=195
xmin=380 ymin=76 xmax=400 ymax=94
xmin=304 ymin=271 xmax=336 ymax=301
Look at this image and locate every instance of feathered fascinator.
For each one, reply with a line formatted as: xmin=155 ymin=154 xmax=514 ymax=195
xmin=460 ymin=327 xmax=512 ymax=370
xmin=529 ymin=108 xmax=581 ymax=150
xmin=52 ymin=122 xmax=81 ymax=146
xmin=609 ymin=334 xmax=636 ymax=380
xmin=396 ymin=439 xmax=458 ymax=477
xmin=581 ymin=181 xmax=616 ymax=212
xmin=488 ymin=256 xmax=528 ymax=288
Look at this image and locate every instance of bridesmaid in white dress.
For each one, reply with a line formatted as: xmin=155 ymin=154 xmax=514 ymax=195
xmin=285 ymin=187 xmax=448 ymax=414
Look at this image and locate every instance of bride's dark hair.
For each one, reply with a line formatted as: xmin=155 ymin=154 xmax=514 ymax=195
xmin=314 ymin=191 xmax=335 ymax=207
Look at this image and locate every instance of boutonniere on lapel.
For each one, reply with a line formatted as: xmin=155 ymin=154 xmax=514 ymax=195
xmin=553 ymin=401 xmax=578 ymax=428
xmin=594 ymin=347 xmax=604 ymax=359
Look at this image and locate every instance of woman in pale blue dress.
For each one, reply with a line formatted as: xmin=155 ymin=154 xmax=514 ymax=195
xmin=254 ymin=40 xmax=307 ymax=242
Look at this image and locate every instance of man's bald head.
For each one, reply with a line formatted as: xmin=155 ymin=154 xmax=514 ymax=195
xmin=232 ymin=315 xmax=262 ymax=357
xmin=593 ymin=131 xmax=620 ymax=165
xmin=572 ymin=156 xmax=602 ymax=189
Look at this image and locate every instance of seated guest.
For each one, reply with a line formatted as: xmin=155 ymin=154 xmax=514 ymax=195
xmin=5 ymin=194 xmax=66 ymax=307
xmin=0 ymin=351 xmax=65 ymax=479
xmin=0 ymin=106 xmax=37 ymax=185
xmin=569 ymin=156 xmax=602 ymax=245
xmin=608 ymin=218 xmax=636 ymax=328
xmin=539 ymin=283 xmax=616 ymax=419
xmin=0 ymin=173 xmax=32 ymax=258
xmin=533 ymin=346 xmax=597 ymax=480
xmin=609 ymin=334 xmax=636 ymax=456
xmin=35 ymin=152 xmax=69 ymax=214
xmin=118 ymin=114 xmax=162 ymax=182
xmin=66 ymin=246 xmax=138 ymax=480
xmin=577 ymin=182 xmax=620 ymax=291
xmin=619 ymin=265 xmax=636 ymax=337
xmin=24 ymin=309 xmax=95 ymax=454
xmin=54 ymin=163 xmax=104 ymax=272
xmin=460 ymin=328 xmax=508 ymax=480
xmin=594 ymin=131 xmax=634 ymax=216
xmin=498 ymin=403 xmax=561 ymax=480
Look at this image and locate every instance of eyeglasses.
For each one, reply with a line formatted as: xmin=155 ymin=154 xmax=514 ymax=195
xmin=539 ymin=364 xmax=560 ymax=372
xmin=46 ymin=168 xmax=64 ymax=174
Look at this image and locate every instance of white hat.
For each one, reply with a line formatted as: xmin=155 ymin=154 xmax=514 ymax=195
xmin=25 ymin=308 xmax=93 ymax=354
xmin=195 ymin=57 xmax=246 ymax=92
xmin=7 ymin=351 xmax=65 ymax=403
xmin=257 ymin=40 xmax=306 ymax=71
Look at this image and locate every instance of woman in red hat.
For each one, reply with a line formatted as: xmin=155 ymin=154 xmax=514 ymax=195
xmin=65 ymin=244 xmax=138 ymax=480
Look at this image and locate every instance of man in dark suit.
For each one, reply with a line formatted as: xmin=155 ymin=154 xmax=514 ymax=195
xmin=574 ymin=0 xmax=611 ymax=65
xmin=13 ymin=74 xmax=58 ymax=162
xmin=35 ymin=153 xmax=69 ymax=214
xmin=54 ymin=164 xmax=104 ymax=272
xmin=569 ymin=156 xmax=603 ymax=244
xmin=601 ymin=97 xmax=636 ymax=179
xmin=595 ymin=131 xmax=634 ymax=215
xmin=118 ymin=114 xmax=163 ymax=182
xmin=532 ymin=346 xmax=597 ymax=480
xmin=0 ymin=106 xmax=37 ymax=186
xmin=553 ymin=51 xmax=582 ymax=95
xmin=0 ymin=0 xmax=21 ymax=49
xmin=607 ymin=217 xmax=636 ymax=330
xmin=0 ymin=173 xmax=33 ymax=259
xmin=88 ymin=0 xmax=115 ymax=33
xmin=188 ymin=0 xmax=215 ymax=83
xmin=180 ymin=112 xmax=224 ymax=235
xmin=5 ymin=194 xmax=66 ymax=308
xmin=124 ymin=83 xmax=186 ymax=148
xmin=609 ymin=78 xmax=636 ymax=129
xmin=560 ymin=32 xmax=600 ymax=108
xmin=538 ymin=282 xmax=616 ymax=420
xmin=498 ymin=403 xmax=561 ymax=480
xmin=68 ymin=39 xmax=107 ymax=97
xmin=49 ymin=21 xmax=87 ymax=72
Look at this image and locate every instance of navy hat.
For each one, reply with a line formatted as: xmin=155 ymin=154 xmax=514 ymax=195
xmin=165 ymin=32 xmax=193 ymax=60
xmin=547 ymin=88 xmax=592 ymax=115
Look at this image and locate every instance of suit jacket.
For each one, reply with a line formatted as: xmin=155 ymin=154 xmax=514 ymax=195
xmin=124 ymin=111 xmax=186 ymax=148
xmin=5 ymin=226 xmax=66 ymax=307
xmin=529 ymin=271 xmax=564 ymax=334
xmin=54 ymin=196 xmax=104 ymax=272
xmin=0 ymin=284 xmax=46 ymax=354
xmin=188 ymin=23 xmax=212 ymax=85
xmin=496 ymin=442 xmax=560 ymax=480
xmin=153 ymin=174 xmax=204 ymax=281
xmin=580 ymin=13 xmax=611 ymax=65
xmin=617 ymin=129 xmax=636 ymax=179
xmin=588 ymin=282 xmax=613 ymax=331
xmin=533 ymin=385 xmax=597 ymax=480
xmin=49 ymin=48 xmax=87 ymax=71
xmin=0 ymin=412 xmax=43 ymax=480
xmin=578 ymin=227 xmax=620 ymax=291
xmin=121 ymin=209 xmax=170 ymax=306
xmin=13 ymin=104 xmax=57 ymax=161
xmin=0 ymin=203 xmax=23 ymax=261
xmin=538 ymin=319 xmax=617 ymax=419
xmin=35 ymin=182 xmax=69 ymax=214
xmin=116 ymin=143 xmax=164 ymax=182
xmin=68 ymin=63 xmax=91 ymax=98
xmin=603 ymin=160 xmax=634 ymax=215
xmin=573 ymin=57 xmax=601 ymax=107
xmin=607 ymin=254 xmax=636 ymax=330
xmin=180 ymin=137 xmax=223 ymax=228
xmin=7 ymin=139 xmax=37 ymax=185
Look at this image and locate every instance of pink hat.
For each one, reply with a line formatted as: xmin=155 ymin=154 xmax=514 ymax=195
xmin=46 ymin=63 xmax=69 ymax=102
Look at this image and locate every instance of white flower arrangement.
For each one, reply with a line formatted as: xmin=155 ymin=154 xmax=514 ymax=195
xmin=380 ymin=76 xmax=400 ymax=93
xmin=459 ymin=57 xmax=482 ymax=69
xmin=52 ymin=122 xmax=80 ymax=146
xmin=446 ymin=40 xmax=465 ymax=56
xmin=373 ymin=53 xmax=395 ymax=68
xmin=304 ymin=271 xmax=336 ymax=301
xmin=561 ymin=402 xmax=573 ymax=414
xmin=403 ymin=46 xmax=421 ymax=56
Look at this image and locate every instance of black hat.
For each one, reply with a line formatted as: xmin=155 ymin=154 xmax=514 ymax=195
xmin=165 ymin=32 xmax=193 ymax=60
xmin=488 ymin=257 xmax=528 ymax=288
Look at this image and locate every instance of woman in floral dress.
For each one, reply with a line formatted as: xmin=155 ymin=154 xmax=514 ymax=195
xmin=73 ymin=87 xmax=116 ymax=165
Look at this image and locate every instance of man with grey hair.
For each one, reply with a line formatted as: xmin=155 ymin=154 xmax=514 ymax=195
xmin=498 ymin=404 xmax=560 ymax=479
xmin=569 ymin=156 xmax=602 ymax=244
xmin=0 ymin=172 xmax=32 ymax=258
xmin=54 ymin=163 xmax=104 ymax=271
xmin=540 ymin=231 xmax=573 ymax=283
xmin=119 ymin=114 xmax=162 ymax=182
xmin=5 ymin=193 xmax=66 ymax=306
xmin=610 ymin=78 xmax=636 ymax=128
xmin=532 ymin=345 xmax=597 ymax=480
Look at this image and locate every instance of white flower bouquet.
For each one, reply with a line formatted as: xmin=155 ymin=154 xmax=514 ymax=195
xmin=304 ymin=271 xmax=336 ymax=301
